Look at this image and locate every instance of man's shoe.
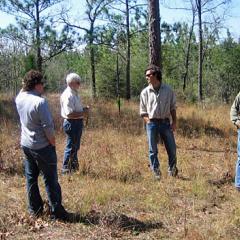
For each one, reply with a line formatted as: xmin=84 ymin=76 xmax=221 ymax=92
xmin=168 ymin=166 xmax=178 ymax=177
xmin=153 ymin=168 xmax=161 ymax=180
xmin=72 ymin=162 xmax=79 ymax=171
xmin=61 ymin=168 xmax=71 ymax=175
xmin=50 ymin=206 xmax=71 ymax=222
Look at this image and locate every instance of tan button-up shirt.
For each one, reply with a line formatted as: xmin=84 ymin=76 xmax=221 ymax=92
xmin=230 ymin=92 xmax=240 ymax=127
xmin=60 ymin=86 xmax=83 ymax=119
xmin=140 ymin=83 xmax=176 ymax=119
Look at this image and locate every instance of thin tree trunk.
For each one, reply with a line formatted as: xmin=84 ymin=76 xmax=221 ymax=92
xmin=89 ymin=21 xmax=96 ymax=98
xmin=148 ymin=0 xmax=161 ymax=68
xmin=36 ymin=0 xmax=42 ymax=72
xmin=183 ymin=13 xmax=195 ymax=91
xmin=116 ymin=52 xmax=121 ymax=114
xmin=126 ymin=0 xmax=131 ymax=100
xmin=197 ymin=0 xmax=203 ymax=101
xmin=90 ymin=41 xmax=96 ymax=98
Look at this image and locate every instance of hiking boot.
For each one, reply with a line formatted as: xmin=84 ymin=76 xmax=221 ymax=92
xmin=153 ymin=168 xmax=161 ymax=180
xmin=61 ymin=168 xmax=71 ymax=175
xmin=72 ymin=162 xmax=79 ymax=171
xmin=168 ymin=166 xmax=178 ymax=177
xmin=50 ymin=206 xmax=72 ymax=222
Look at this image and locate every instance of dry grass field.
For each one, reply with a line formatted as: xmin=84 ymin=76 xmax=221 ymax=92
xmin=0 ymin=92 xmax=239 ymax=240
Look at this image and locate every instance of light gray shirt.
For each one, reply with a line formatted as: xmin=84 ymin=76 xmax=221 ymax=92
xmin=140 ymin=83 xmax=176 ymax=119
xmin=60 ymin=86 xmax=83 ymax=119
xmin=230 ymin=92 xmax=240 ymax=127
xmin=15 ymin=90 xmax=55 ymax=150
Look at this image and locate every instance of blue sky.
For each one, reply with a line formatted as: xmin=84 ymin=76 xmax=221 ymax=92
xmin=0 ymin=0 xmax=239 ymax=41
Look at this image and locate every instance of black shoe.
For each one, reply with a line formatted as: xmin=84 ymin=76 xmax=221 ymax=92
xmin=29 ymin=206 xmax=44 ymax=218
xmin=50 ymin=205 xmax=68 ymax=220
xmin=72 ymin=162 xmax=79 ymax=171
xmin=61 ymin=168 xmax=71 ymax=175
xmin=153 ymin=168 xmax=161 ymax=180
xmin=168 ymin=166 xmax=178 ymax=177
xmin=51 ymin=209 xmax=80 ymax=222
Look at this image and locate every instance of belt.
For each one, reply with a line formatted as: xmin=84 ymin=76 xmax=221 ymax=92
xmin=150 ymin=118 xmax=169 ymax=123
xmin=65 ymin=118 xmax=83 ymax=122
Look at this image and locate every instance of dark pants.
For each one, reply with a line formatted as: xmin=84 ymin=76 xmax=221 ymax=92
xmin=62 ymin=119 xmax=83 ymax=171
xmin=22 ymin=145 xmax=63 ymax=216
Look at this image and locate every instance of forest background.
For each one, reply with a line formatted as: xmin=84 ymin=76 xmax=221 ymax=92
xmin=0 ymin=0 xmax=240 ymax=103
xmin=1 ymin=1 xmax=240 ymax=239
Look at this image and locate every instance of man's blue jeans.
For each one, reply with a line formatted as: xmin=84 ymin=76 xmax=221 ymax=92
xmin=235 ymin=129 xmax=240 ymax=188
xmin=22 ymin=145 xmax=63 ymax=216
xmin=146 ymin=120 xmax=177 ymax=172
xmin=62 ymin=119 xmax=83 ymax=171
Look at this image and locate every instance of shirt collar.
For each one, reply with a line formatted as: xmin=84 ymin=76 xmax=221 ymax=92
xmin=148 ymin=83 xmax=163 ymax=92
xmin=67 ymin=86 xmax=78 ymax=95
xmin=28 ymin=89 xmax=42 ymax=96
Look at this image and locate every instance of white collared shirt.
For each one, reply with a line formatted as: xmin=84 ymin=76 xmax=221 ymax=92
xmin=60 ymin=86 xmax=83 ymax=119
xmin=140 ymin=83 xmax=176 ymax=119
xmin=230 ymin=91 xmax=240 ymax=126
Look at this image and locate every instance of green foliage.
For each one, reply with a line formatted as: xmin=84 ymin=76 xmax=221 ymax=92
xmin=95 ymin=46 xmax=121 ymax=98
xmin=44 ymin=51 xmax=90 ymax=92
xmin=205 ymin=31 xmax=240 ymax=103
xmin=130 ymin=31 xmax=148 ymax=96
xmin=0 ymin=1 xmax=239 ymax=103
xmin=0 ymin=0 xmax=73 ymax=72
xmin=23 ymin=53 xmax=37 ymax=72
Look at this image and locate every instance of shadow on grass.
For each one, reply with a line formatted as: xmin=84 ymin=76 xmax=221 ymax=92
xmin=0 ymin=166 xmax=24 ymax=176
xmin=177 ymin=175 xmax=191 ymax=181
xmin=78 ymin=169 xmax=143 ymax=184
xmin=207 ymin=171 xmax=234 ymax=187
xmin=75 ymin=210 xmax=163 ymax=232
xmin=178 ymin=116 xmax=225 ymax=138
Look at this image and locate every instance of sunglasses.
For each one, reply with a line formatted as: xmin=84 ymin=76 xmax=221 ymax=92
xmin=146 ymin=73 xmax=153 ymax=77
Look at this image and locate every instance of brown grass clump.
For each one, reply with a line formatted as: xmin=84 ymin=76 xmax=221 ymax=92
xmin=0 ymin=93 xmax=240 ymax=239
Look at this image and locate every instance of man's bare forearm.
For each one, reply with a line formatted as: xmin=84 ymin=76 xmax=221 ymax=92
xmin=67 ymin=108 xmax=89 ymax=118
xmin=171 ymin=109 xmax=177 ymax=124
xmin=47 ymin=135 xmax=56 ymax=146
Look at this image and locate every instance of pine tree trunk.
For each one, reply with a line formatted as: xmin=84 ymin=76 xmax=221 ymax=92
xmin=197 ymin=0 xmax=203 ymax=101
xmin=183 ymin=13 xmax=195 ymax=91
xmin=35 ymin=0 xmax=42 ymax=72
xmin=126 ymin=0 xmax=131 ymax=100
xmin=148 ymin=0 xmax=161 ymax=68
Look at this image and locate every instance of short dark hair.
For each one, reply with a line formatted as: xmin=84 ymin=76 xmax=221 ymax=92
xmin=22 ymin=70 xmax=43 ymax=91
xmin=145 ymin=64 xmax=162 ymax=81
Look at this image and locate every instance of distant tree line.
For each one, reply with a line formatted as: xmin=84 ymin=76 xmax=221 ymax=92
xmin=0 ymin=0 xmax=239 ymax=103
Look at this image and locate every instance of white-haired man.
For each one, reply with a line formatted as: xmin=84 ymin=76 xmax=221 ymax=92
xmin=60 ymin=73 xmax=89 ymax=174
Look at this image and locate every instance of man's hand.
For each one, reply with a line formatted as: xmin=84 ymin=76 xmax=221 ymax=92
xmin=83 ymin=106 xmax=90 ymax=118
xmin=235 ymin=120 xmax=240 ymax=129
xmin=171 ymin=122 xmax=176 ymax=131
xmin=48 ymin=136 xmax=56 ymax=146
xmin=143 ymin=116 xmax=150 ymax=124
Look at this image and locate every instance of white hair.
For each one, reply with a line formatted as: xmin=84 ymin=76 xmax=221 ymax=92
xmin=66 ymin=73 xmax=81 ymax=85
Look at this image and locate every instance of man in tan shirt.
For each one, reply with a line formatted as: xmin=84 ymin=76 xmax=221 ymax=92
xmin=230 ymin=92 xmax=240 ymax=189
xmin=140 ymin=64 xmax=178 ymax=180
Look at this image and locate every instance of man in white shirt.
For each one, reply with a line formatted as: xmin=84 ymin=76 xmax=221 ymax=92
xmin=230 ymin=92 xmax=240 ymax=190
xmin=140 ymin=65 xmax=178 ymax=180
xmin=60 ymin=73 xmax=89 ymax=174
